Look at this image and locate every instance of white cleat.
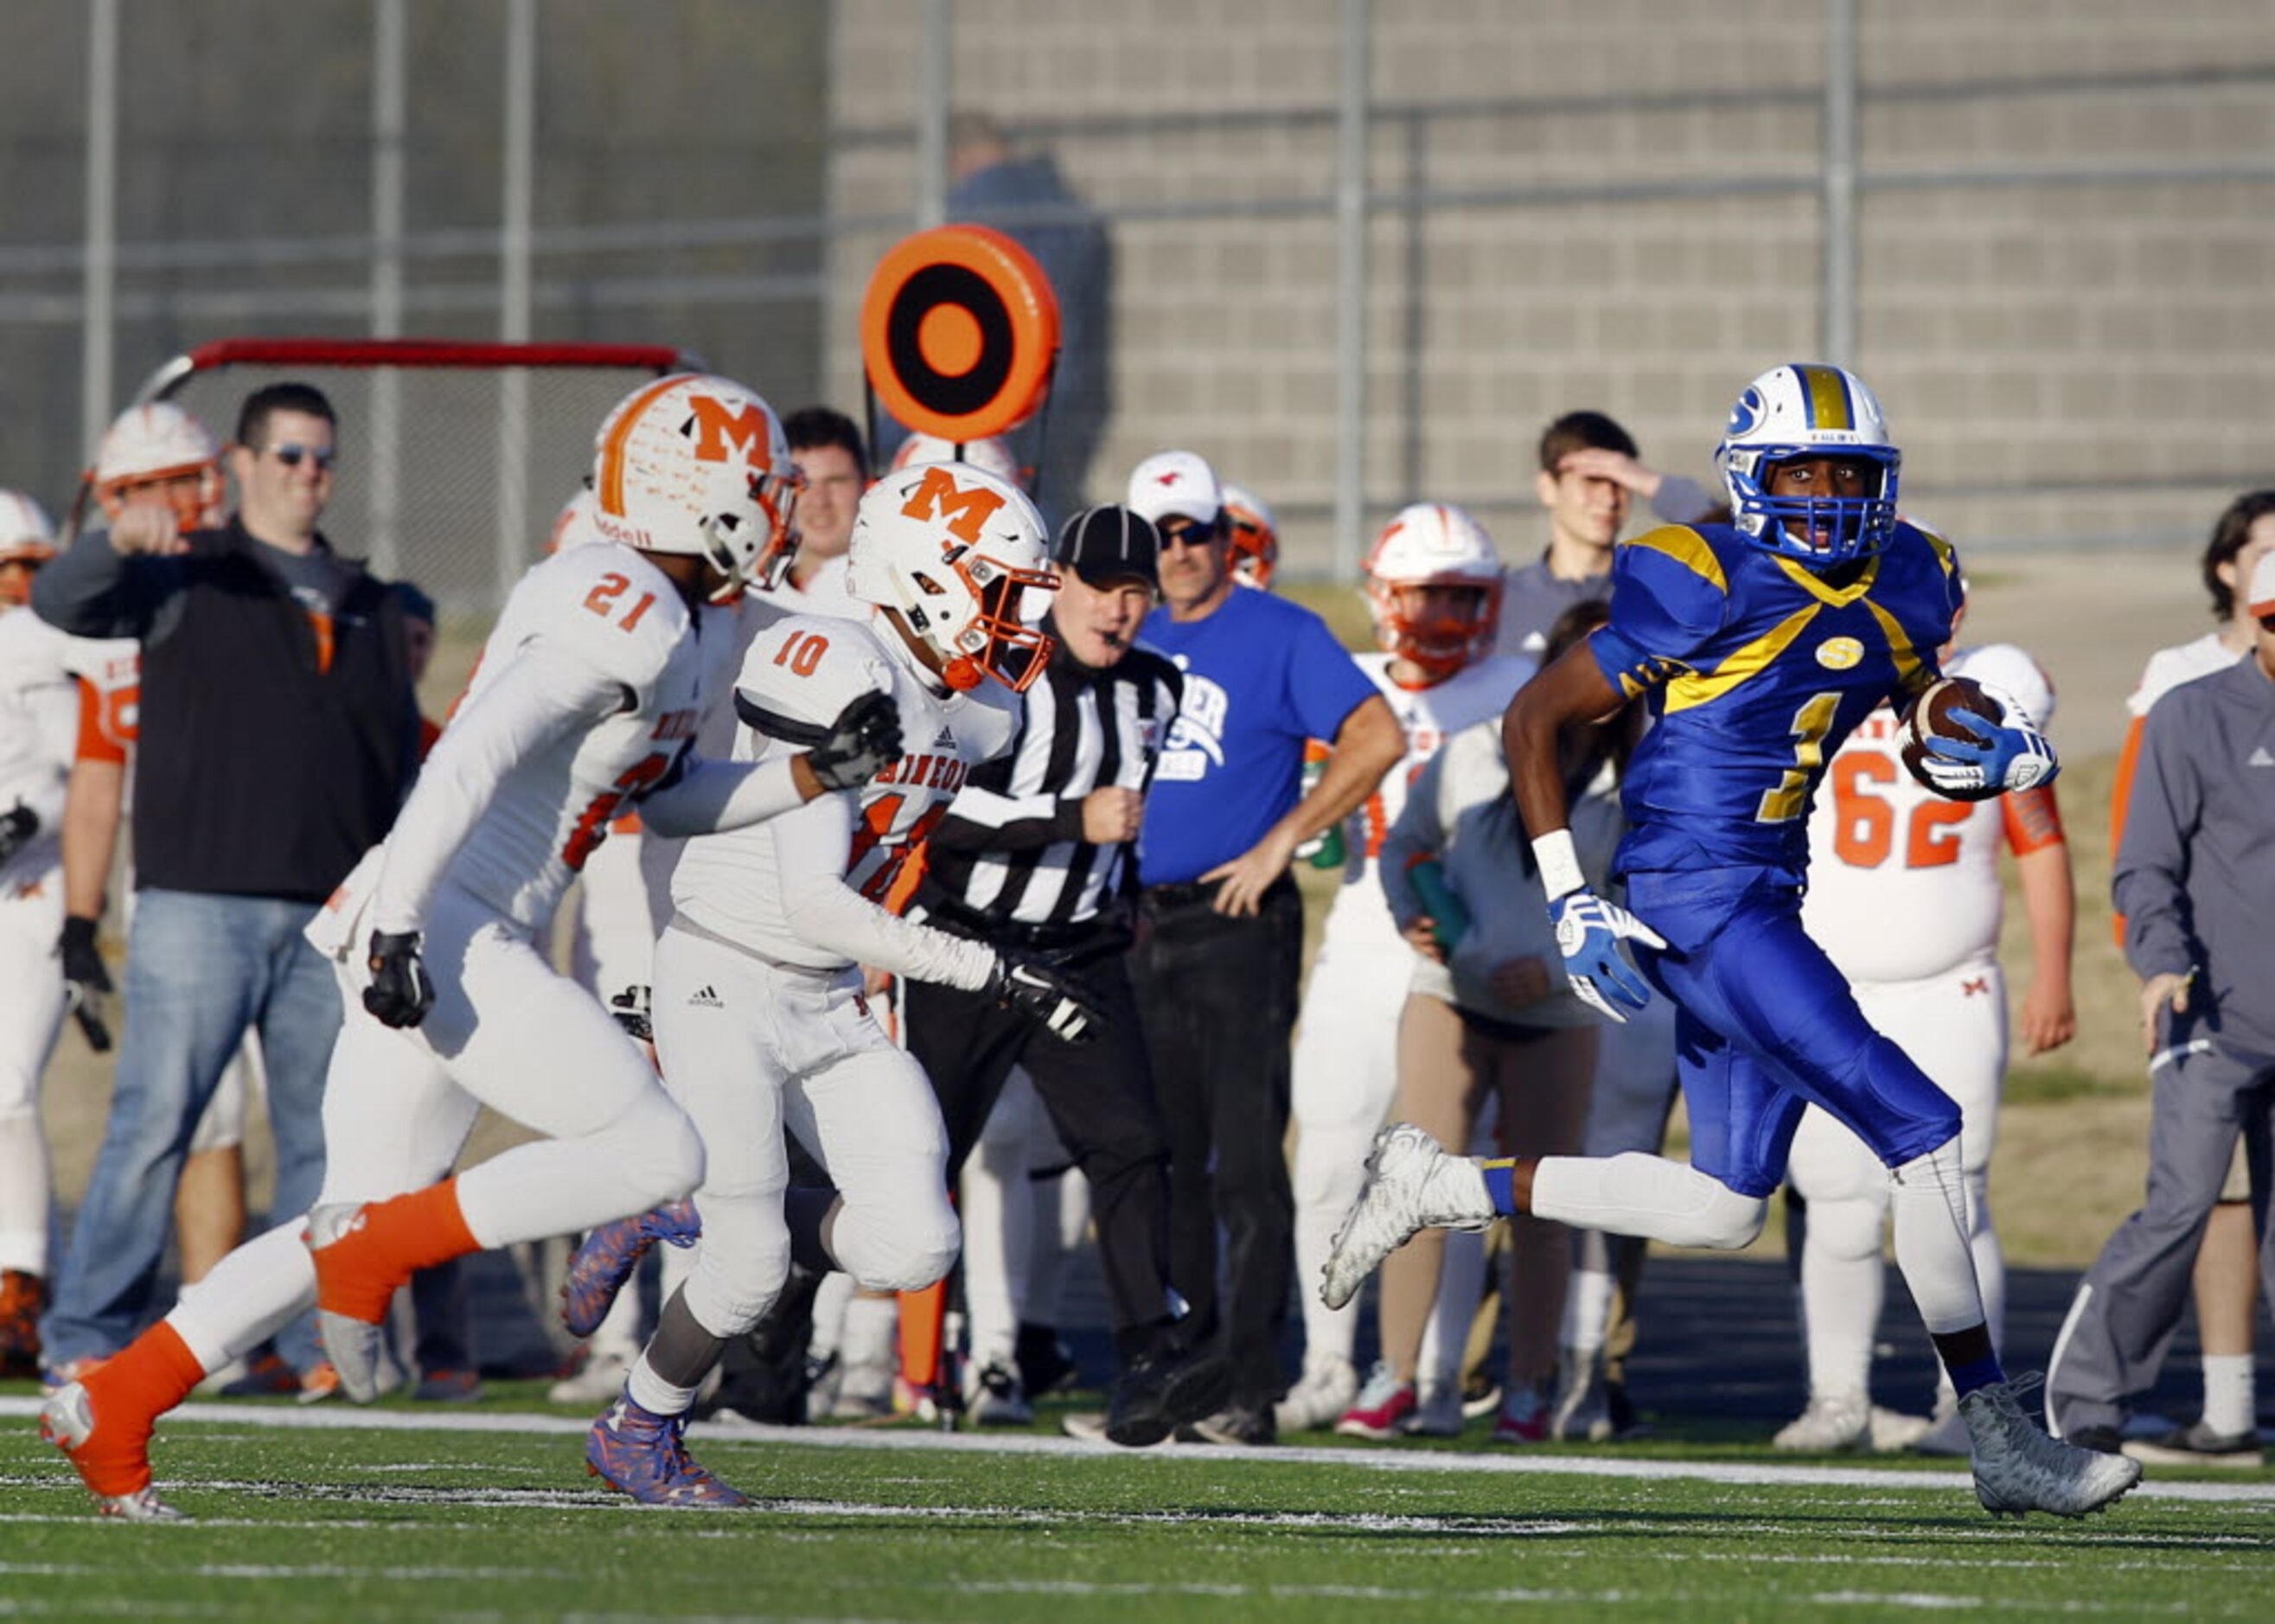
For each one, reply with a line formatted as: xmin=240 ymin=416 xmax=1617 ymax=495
xmin=962 ymin=1361 xmax=1033 ymax=1427
xmin=1962 ymin=1374 xmax=2143 ymax=1519
xmin=306 ymin=1203 xmax=390 ymax=1403
xmin=1274 ymin=1359 xmax=1359 ymax=1434
xmin=1773 ymin=1392 xmax=1871 ymax=1453
xmin=1320 ymin=1124 xmax=1494 ymax=1311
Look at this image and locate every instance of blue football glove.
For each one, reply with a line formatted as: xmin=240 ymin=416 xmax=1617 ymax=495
xmin=1918 ymin=682 xmax=2059 ymax=797
xmin=1550 ymin=890 xmax=1668 ymax=1025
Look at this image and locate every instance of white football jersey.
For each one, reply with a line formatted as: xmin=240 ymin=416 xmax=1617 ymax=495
xmin=357 ymin=544 xmax=705 ymax=937
xmin=1315 ymin=652 xmax=1532 ymax=957
xmin=672 ymin=611 xmax=1018 ymax=970
xmin=1802 ymin=643 xmax=2059 ymax=984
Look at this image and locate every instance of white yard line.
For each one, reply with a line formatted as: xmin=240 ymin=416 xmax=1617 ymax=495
xmin=3 ymin=1395 xmax=2272 ymax=1505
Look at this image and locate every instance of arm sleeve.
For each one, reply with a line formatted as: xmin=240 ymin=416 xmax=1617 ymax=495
xmin=635 ymin=754 xmax=809 ymax=839
xmin=371 ymin=640 xmax=623 ymax=934
xmin=1377 ymin=750 xmax=1450 ymax=931
xmin=29 ymin=534 xmax=181 ymax=642
xmin=770 ymin=795 xmax=1001 ymax=990
xmin=2112 ymin=703 xmax=2200 ymax=981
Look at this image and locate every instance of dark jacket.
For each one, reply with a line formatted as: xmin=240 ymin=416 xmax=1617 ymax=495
xmin=32 ymin=517 xmax=419 ymax=903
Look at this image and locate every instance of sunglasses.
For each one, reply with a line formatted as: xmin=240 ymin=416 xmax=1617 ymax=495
xmin=265 ymin=443 xmax=336 ymax=470
xmin=1156 ymin=521 xmax=1220 ymax=551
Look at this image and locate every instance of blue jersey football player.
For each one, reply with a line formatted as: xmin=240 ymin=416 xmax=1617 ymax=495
xmin=1322 ymin=364 xmax=2138 ymax=1519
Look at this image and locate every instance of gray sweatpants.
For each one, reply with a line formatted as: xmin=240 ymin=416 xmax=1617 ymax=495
xmin=2047 ymin=1036 xmax=2275 ymax=1437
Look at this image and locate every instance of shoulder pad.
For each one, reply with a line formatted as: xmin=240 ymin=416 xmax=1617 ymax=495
xmin=536 ymin=547 xmax=691 ymax=692
xmin=734 ymin=615 xmax=896 ymax=740
xmin=1620 ymin=524 xmax=1732 ymax=598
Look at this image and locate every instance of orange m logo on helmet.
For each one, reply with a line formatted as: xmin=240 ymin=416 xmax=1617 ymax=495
xmin=899 ymin=464 xmax=1006 ymax=547
xmin=687 ymin=394 xmax=771 ymax=467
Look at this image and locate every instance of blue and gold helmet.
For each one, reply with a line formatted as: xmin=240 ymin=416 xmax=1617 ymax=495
xmin=1716 ymin=363 xmax=1900 ymax=566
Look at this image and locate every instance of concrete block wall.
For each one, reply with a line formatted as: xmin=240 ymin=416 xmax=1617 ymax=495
xmin=826 ymin=0 xmax=2275 ymax=572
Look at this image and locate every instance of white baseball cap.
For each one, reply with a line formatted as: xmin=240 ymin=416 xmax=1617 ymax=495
xmin=1126 ymin=450 xmax=1221 ymax=529
xmin=2249 ymin=548 xmax=2275 ymax=621
xmin=0 ymin=489 xmax=56 ymax=564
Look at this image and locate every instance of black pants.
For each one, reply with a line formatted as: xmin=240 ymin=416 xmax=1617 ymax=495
xmin=1130 ymin=875 xmax=1303 ymax=1409
xmin=904 ymin=926 xmax=1177 ymax=1351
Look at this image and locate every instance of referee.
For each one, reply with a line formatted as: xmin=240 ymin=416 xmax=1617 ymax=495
xmin=903 ymin=503 xmax=1231 ymax=1448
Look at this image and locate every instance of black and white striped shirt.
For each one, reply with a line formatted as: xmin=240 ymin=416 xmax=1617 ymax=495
xmin=918 ymin=637 xmax=1182 ymax=929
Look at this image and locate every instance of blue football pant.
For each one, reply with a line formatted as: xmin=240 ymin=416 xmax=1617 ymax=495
xmin=1625 ymin=864 xmax=1963 ymax=1200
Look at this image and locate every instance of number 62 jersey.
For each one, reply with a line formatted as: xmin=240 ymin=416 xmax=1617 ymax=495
xmin=1802 ymin=643 xmax=2061 ymax=985
xmin=668 ymin=610 xmax=1017 ymax=982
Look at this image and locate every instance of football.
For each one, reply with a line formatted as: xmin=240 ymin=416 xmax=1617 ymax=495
xmin=1901 ymin=675 xmax=2007 ymax=801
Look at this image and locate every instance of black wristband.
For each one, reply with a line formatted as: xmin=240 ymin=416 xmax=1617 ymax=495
xmin=61 ymin=915 xmax=100 ymax=955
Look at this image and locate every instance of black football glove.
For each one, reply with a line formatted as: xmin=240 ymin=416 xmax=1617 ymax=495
xmin=806 ymin=691 xmax=904 ymax=792
xmin=57 ymin=914 xmax=112 ymax=1053
xmin=991 ymin=953 xmax=1107 ymax=1046
xmin=362 ymin=929 xmax=435 ymax=1029
xmin=608 ymin=983 xmax=653 ymax=1045
xmin=0 ymin=802 xmax=35 ymax=866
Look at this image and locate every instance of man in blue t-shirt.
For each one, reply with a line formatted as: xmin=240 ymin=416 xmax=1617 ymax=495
xmin=1122 ymin=450 xmax=1403 ymax=1445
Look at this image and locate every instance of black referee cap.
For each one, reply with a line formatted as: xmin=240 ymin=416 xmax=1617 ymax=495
xmin=1053 ymin=503 xmax=1160 ymax=591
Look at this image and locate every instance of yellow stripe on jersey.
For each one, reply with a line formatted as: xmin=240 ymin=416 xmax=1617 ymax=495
xmin=1665 ymin=604 xmax=1822 ymax=713
xmin=1797 ymin=364 xmax=1854 ymax=432
xmin=1918 ymin=526 xmax=1959 ymax=579
xmin=1773 ymin=551 xmax=1881 ymax=607
xmin=1865 ymin=597 xmax=1930 ymax=697
xmin=1623 ymin=525 xmax=1729 ymax=595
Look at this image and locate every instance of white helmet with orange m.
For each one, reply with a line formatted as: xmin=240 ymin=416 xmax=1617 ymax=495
xmin=0 ymin=489 xmax=55 ymax=606
xmin=94 ymin=402 xmax=225 ymax=530
xmin=1363 ymin=502 xmax=1502 ymax=685
xmin=846 ymin=459 xmax=1058 ymax=694
xmin=589 ymin=373 xmax=800 ymax=603
xmin=1221 ymin=482 xmax=1279 ymax=591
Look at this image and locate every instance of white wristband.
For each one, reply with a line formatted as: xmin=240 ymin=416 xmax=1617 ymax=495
xmin=1531 ymin=828 xmax=1587 ymax=902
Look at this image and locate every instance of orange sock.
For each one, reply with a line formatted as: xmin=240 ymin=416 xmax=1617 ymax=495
xmin=898 ymin=1279 xmax=948 ymax=1393
xmin=310 ymin=1179 xmax=480 ymax=1325
xmin=63 ymin=1322 xmax=204 ymax=1496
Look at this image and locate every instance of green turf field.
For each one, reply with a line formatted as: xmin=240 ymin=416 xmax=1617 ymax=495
xmin=3 ymin=1392 xmax=2269 ymax=1621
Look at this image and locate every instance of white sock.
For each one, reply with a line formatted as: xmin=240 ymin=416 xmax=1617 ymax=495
xmin=624 ymin=1350 xmax=694 ymax=1417
xmin=839 ymin=1293 xmax=899 ymax=1390
xmin=1886 ymin=1140 xmax=1987 ymax=1335
xmin=169 ymin=1220 xmax=317 ymax=1373
xmin=2202 ymin=1353 xmax=2256 ymax=1437
xmin=1799 ymin=1192 xmax=1885 ymax=1401
xmin=808 ymin=1271 xmax=854 ymax=1361
xmin=0 ymin=1102 xmax=50 ymax=1276
xmin=1562 ymin=1265 xmax=1615 ymax=1356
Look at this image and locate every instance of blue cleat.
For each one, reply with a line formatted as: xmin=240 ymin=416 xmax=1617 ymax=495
xmin=585 ymin=1396 xmax=748 ymax=1508
xmin=560 ymin=1200 xmax=701 ymax=1338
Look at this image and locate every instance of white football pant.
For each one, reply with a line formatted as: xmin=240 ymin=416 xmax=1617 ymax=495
xmin=649 ymin=923 xmax=959 ymax=1343
xmin=1785 ymin=957 xmax=2007 ymax=1401
xmin=168 ymin=885 xmax=702 ymax=1374
xmin=0 ymin=872 xmax=66 ymax=1275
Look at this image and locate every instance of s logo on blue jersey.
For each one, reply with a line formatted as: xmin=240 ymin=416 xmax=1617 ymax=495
xmin=1725 ymin=387 xmax=1764 ymax=438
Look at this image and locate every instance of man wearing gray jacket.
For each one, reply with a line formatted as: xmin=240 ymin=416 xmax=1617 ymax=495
xmin=2048 ymin=548 xmax=2275 ymax=1456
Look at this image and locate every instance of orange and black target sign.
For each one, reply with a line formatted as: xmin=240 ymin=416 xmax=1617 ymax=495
xmin=860 ymin=225 xmax=1060 ymax=443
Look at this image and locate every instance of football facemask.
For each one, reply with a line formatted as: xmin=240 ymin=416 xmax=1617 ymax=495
xmin=1716 ymin=363 xmax=1901 ymax=566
